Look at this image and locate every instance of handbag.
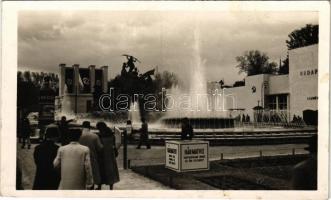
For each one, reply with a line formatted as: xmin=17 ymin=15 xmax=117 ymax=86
xmin=114 ymin=147 xmax=119 ymax=158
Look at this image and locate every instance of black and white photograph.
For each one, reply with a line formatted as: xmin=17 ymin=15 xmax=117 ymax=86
xmin=1 ymin=1 xmax=330 ymax=199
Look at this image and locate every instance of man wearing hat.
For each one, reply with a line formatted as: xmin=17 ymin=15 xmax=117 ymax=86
xmin=79 ymin=121 xmax=103 ymax=189
xmin=291 ymin=134 xmax=317 ymax=190
xmin=33 ymin=124 xmax=60 ymax=190
xmin=53 ymin=128 xmax=93 ymax=190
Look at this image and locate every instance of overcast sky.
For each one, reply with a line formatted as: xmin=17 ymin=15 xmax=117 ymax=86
xmin=18 ymin=11 xmax=318 ymax=85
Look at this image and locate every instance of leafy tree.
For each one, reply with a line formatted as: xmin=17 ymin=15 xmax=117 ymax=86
xmin=154 ymin=71 xmax=179 ymax=90
xmin=235 ymin=50 xmax=277 ymax=76
xmin=286 ymin=24 xmax=318 ymax=50
xmin=17 ymin=71 xmax=60 ymax=114
xmin=278 ymin=54 xmax=289 ymax=75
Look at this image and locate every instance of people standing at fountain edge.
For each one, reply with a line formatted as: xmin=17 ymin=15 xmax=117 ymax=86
xmin=33 ymin=126 xmax=60 ymax=190
xmin=181 ymin=117 xmax=194 ymax=140
xmin=58 ymin=116 xmax=74 ymax=146
xmin=241 ymin=114 xmax=246 ymax=123
xmin=137 ymin=118 xmax=151 ymax=149
xmin=53 ymin=128 xmax=93 ymax=190
xmin=96 ymin=122 xmax=120 ymax=190
xmin=291 ymin=134 xmax=317 ymax=190
xmin=246 ymin=114 xmax=250 ymax=123
xmin=21 ymin=114 xmax=31 ymax=149
xmin=79 ymin=121 xmax=103 ymax=190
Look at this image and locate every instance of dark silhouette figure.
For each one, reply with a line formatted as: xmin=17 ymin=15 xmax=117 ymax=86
xmin=58 ymin=116 xmax=74 ymax=146
xmin=121 ymin=63 xmax=128 ymax=76
xmin=291 ymin=135 xmax=317 ymax=190
xmin=96 ymin=122 xmax=120 ymax=190
xmin=127 ymin=56 xmax=137 ymax=73
xmin=132 ymin=67 xmax=139 ymax=77
xmin=242 ymin=114 xmax=246 ymax=123
xmin=21 ymin=115 xmax=31 ymax=149
xmin=33 ymin=125 xmax=60 ymax=190
xmin=16 ymin=158 xmax=24 ymax=190
xmin=246 ymin=114 xmax=250 ymax=123
xmin=137 ymin=118 xmax=151 ymax=149
xmin=181 ymin=118 xmax=194 ymax=140
xmin=79 ymin=121 xmax=103 ymax=190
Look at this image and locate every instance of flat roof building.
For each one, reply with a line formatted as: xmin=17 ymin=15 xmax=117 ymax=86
xmin=57 ymin=64 xmax=109 ymax=113
xmin=208 ymin=44 xmax=318 ymax=125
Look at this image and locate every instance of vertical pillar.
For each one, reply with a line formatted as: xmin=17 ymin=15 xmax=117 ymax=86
xmin=287 ymin=94 xmax=290 ymax=122
xmin=73 ymin=64 xmax=80 ymax=95
xmin=89 ymin=65 xmax=96 ymax=93
xmin=59 ymin=63 xmax=66 ymax=96
xmin=73 ymin=64 xmax=79 ymax=114
xmin=101 ymin=65 xmax=108 ymax=93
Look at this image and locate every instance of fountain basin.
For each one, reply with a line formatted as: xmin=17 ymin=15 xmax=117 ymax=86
xmin=161 ymin=117 xmax=234 ymax=129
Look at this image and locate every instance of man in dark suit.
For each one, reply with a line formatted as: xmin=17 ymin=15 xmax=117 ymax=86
xmin=137 ymin=118 xmax=151 ymax=149
xmin=33 ymin=124 xmax=60 ymax=190
xmin=181 ymin=117 xmax=194 ymax=140
xmin=58 ymin=116 xmax=74 ymax=146
xmin=21 ymin=115 xmax=31 ymax=149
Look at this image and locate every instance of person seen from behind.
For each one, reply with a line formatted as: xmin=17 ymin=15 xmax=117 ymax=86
xmin=79 ymin=121 xmax=103 ymax=190
xmin=53 ymin=128 xmax=93 ymax=190
xmin=96 ymin=122 xmax=120 ymax=190
xmin=136 ymin=118 xmax=151 ymax=149
xmin=33 ymin=124 xmax=60 ymax=190
xmin=181 ymin=117 xmax=194 ymax=140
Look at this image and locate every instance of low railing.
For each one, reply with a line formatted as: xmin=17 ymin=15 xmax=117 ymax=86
xmin=121 ymin=146 xmax=309 ymax=169
xmin=234 ymin=121 xmax=311 ymax=129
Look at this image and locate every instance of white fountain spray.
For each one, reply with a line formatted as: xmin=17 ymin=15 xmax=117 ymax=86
xmin=188 ymin=26 xmax=209 ymax=117
xmin=128 ymin=101 xmax=141 ymax=129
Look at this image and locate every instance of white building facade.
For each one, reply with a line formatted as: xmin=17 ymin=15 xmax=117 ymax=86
xmin=208 ymin=44 xmax=318 ymax=123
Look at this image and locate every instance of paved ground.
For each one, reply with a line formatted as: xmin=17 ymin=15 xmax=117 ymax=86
xmin=17 ymin=142 xmax=308 ymax=190
xmin=17 ymin=143 xmax=170 ymax=190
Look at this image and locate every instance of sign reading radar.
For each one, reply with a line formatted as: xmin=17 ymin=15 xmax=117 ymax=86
xmin=165 ymin=140 xmax=209 ymax=172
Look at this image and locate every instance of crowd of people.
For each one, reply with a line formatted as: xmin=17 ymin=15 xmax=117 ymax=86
xmin=20 ymin=117 xmax=120 ymax=190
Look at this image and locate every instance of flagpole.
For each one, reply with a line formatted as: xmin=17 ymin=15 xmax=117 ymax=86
xmin=75 ymin=85 xmax=78 ymax=114
xmin=73 ymin=64 xmax=79 ymax=114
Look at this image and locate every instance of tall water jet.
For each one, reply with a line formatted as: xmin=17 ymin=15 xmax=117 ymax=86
xmin=189 ymin=26 xmax=208 ymax=117
xmin=128 ymin=101 xmax=141 ymax=128
xmin=57 ymin=85 xmax=76 ymax=120
xmin=160 ymin=23 xmax=234 ymax=129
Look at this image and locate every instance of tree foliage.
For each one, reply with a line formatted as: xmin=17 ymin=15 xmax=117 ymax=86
xmin=154 ymin=71 xmax=179 ymax=90
xmin=107 ymin=69 xmax=179 ymax=118
xmin=278 ymin=55 xmax=289 ymax=75
xmin=17 ymin=71 xmax=59 ymax=113
xmin=235 ymin=50 xmax=277 ymax=76
xmin=286 ymin=24 xmax=318 ymax=50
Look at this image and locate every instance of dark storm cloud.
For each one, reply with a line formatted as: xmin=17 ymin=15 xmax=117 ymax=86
xmin=18 ymin=11 xmax=318 ymax=85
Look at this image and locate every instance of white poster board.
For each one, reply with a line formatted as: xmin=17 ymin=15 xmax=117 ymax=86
xmin=165 ymin=140 xmax=209 ymax=172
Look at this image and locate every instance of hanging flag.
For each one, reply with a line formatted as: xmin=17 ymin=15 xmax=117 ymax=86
xmin=79 ymin=68 xmax=90 ymax=93
xmin=95 ymin=69 xmax=103 ymax=89
xmin=64 ymin=67 xmax=74 ymax=93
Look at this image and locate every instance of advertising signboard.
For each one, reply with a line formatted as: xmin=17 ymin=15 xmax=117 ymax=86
xmin=165 ymin=140 xmax=209 ymax=172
